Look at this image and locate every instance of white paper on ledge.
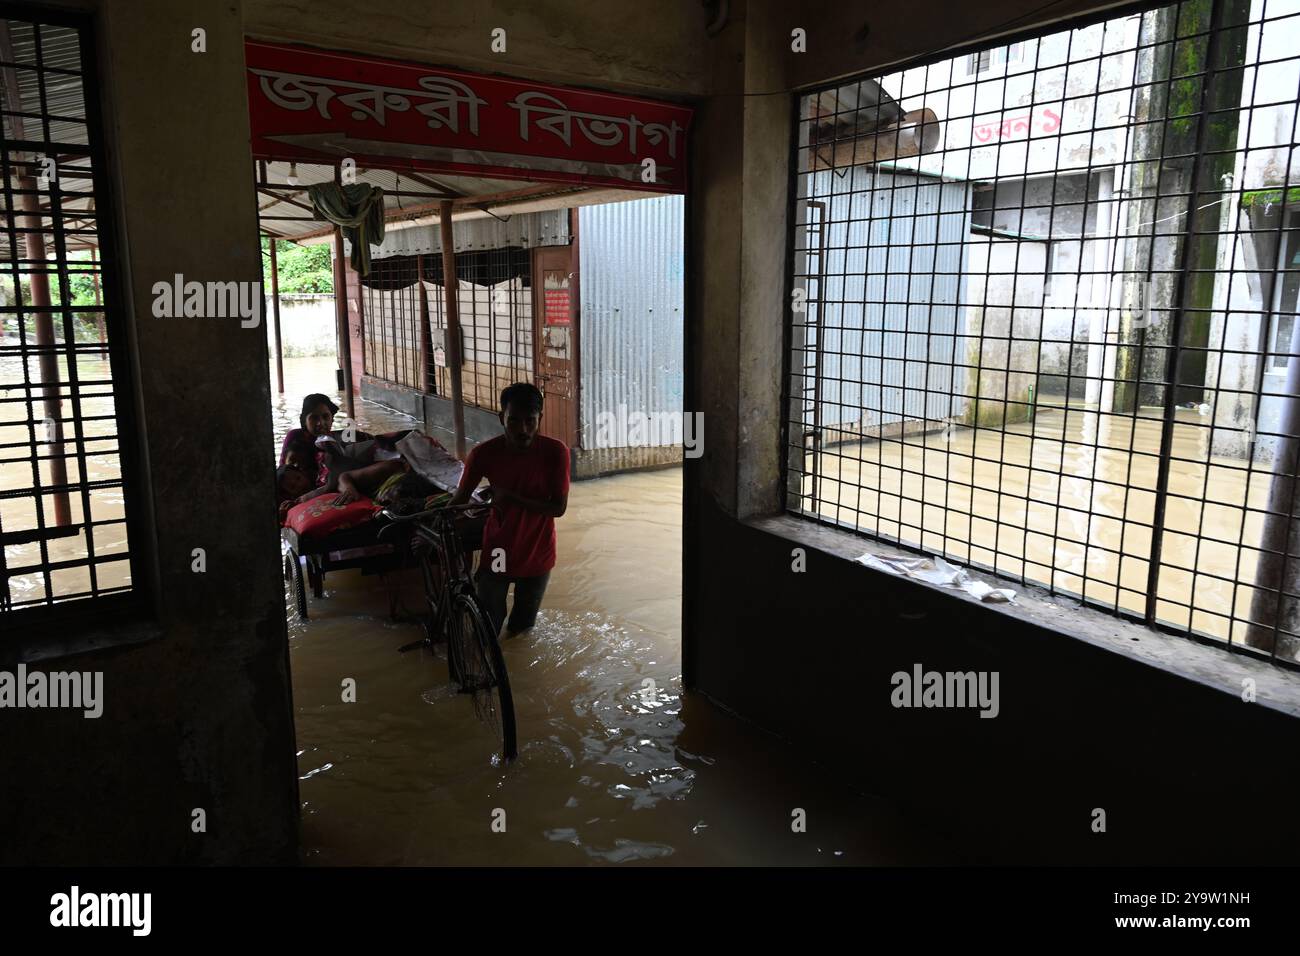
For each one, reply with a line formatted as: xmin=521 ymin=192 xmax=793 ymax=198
xmin=855 ymin=553 xmax=1017 ymax=604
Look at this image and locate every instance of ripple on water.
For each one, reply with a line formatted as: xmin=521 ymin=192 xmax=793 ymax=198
xmin=543 ymin=828 xmax=675 ymax=862
xmin=515 ymin=737 xmax=576 ymax=769
xmin=420 ymin=682 xmax=463 ymax=705
xmin=502 ymin=608 xmax=693 ymax=817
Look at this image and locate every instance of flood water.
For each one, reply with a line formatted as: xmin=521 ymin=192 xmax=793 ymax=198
xmin=13 ymin=344 xmax=1289 ymax=861
xmin=273 ymin=357 xmax=950 ymax=865
xmin=807 ymin=404 xmax=1300 ymax=661
xmin=0 ymin=351 xmax=129 ymax=605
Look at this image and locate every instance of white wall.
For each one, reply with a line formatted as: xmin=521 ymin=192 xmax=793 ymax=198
xmin=883 ymin=15 xmax=1141 ymax=182
xmin=1206 ymin=0 xmax=1300 ymax=460
xmin=265 ymin=294 xmax=336 ymax=357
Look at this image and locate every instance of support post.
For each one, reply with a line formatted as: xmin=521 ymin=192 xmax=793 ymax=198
xmin=20 ymin=172 xmax=70 ymax=526
xmin=332 ymin=225 xmax=355 ymax=420
xmin=417 ymin=253 xmax=431 ymax=394
xmin=90 ymin=246 xmax=106 ymax=358
xmin=269 ymin=236 xmax=284 ymax=394
xmin=439 ymin=201 xmax=467 ymax=459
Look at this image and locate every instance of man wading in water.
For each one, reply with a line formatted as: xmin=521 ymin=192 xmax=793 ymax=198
xmin=450 ymin=382 xmax=570 ymax=638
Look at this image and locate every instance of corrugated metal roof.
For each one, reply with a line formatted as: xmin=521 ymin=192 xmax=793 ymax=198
xmin=3 ymin=20 xmax=86 ymax=143
xmin=0 ymin=18 xmax=96 ymax=255
xmin=810 ymin=79 xmax=904 ymax=136
xmin=257 ymin=159 xmax=591 ymax=244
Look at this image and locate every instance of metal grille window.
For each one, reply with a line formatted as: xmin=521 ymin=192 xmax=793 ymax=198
xmin=0 ymin=9 xmax=136 ymax=618
xmin=787 ymin=0 xmax=1300 ymax=665
xmin=361 ymin=247 xmax=534 ymax=410
xmin=360 ymin=253 xmax=426 ymax=392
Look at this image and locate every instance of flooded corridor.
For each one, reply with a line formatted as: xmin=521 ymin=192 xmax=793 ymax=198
xmin=274 ymin=359 xmax=950 ymax=865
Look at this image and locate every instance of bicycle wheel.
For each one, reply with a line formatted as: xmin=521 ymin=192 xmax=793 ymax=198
xmin=288 ymin=552 xmax=308 ymax=620
xmin=447 ymin=591 xmax=518 ymax=761
xmin=417 ymin=552 xmax=444 ymax=641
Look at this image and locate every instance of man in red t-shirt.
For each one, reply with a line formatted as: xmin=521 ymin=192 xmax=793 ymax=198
xmin=450 ymin=382 xmax=570 ymax=638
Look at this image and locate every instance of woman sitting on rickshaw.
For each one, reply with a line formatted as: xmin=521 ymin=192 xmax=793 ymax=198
xmin=276 ymin=392 xmax=419 ymax=521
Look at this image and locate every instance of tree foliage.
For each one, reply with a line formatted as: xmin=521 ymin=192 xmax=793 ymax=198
xmin=261 ymin=238 xmax=334 ymax=294
xmin=2 ymin=251 xmax=104 ymax=342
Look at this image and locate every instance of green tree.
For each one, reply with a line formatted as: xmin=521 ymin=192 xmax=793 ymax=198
xmin=3 ymin=250 xmax=104 ymax=342
xmin=261 ymin=237 xmax=333 ymax=294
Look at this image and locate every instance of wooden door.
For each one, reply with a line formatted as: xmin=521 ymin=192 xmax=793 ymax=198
xmin=532 ymin=244 xmax=578 ymax=447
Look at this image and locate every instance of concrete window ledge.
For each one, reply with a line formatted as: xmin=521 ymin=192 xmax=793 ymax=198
xmin=9 ymin=620 xmax=165 ymax=667
xmin=745 ymin=512 xmax=1300 ymax=720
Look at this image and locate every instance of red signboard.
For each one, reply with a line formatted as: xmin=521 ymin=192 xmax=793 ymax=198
xmin=544 ymin=287 xmax=570 ymax=326
xmin=245 ymin=41 xmax=692 ymax=193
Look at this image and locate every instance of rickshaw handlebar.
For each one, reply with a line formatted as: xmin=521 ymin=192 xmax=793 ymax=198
xmin=379 ymin=501 xmax=487 ymax=523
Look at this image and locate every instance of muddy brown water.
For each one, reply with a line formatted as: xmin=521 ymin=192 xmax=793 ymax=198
xmin=11 ymin=347 xmax=1287 ymax=861
xmin=806 ymin=405 xmax=1297 ymax=659
xmin=1 ymin=352 xmax=129 ymax=603
xmin=2 ymin=351 xmax=943 ymax=863
xmin=272 ymin=358 xmax=948 ymax=865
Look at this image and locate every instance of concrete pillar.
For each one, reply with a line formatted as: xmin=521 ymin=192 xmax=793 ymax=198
xmin=689 ymin=0 xmax=792 ymax=522
xmin=0 ymin=0 xmax=300 ymax=864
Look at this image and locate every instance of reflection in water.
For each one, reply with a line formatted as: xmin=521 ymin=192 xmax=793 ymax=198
xmin=275 ymin=357 xmax=948 ymax=865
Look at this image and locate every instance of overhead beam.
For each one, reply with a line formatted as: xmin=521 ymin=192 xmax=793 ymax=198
xmin=257 ymin=185 xmax=316 ymax=214
xmin=402 ymin=170 xmax=464 ymax=198
xmin=284 ymin=183 xmax=579 ymax=242
xmin=255 ymin=180 xmax=451 ymax=201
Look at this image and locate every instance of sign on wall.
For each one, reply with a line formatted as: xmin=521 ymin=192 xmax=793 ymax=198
xmin=971 ymin=105 xmax=1061 ymax=144
xmin=543 ymin=270 xmax=570 ymax=326
xmin=245 ymin=41 xmax=692 ymax=193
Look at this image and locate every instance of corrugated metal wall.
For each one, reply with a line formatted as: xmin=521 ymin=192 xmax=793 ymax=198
xmin=804 ymin=167 xmax=970 ymax=434
xmin=578 ymin=195 xmax=685 ymax=449
xmin=348 ymin=208 xmax=570 ymax=258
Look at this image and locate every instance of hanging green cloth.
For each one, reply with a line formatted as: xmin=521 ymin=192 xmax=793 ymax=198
xmin=307 ymin=182 xmax=386 ymax=277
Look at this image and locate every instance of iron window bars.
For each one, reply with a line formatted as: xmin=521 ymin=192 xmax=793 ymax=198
xmin=787 ymin=0 xmax=1300 ymax=665
xmin=0 ymin=8 xmax=138 ymax=621
xmin=361 ymin=247 xmax=534 ymax=410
